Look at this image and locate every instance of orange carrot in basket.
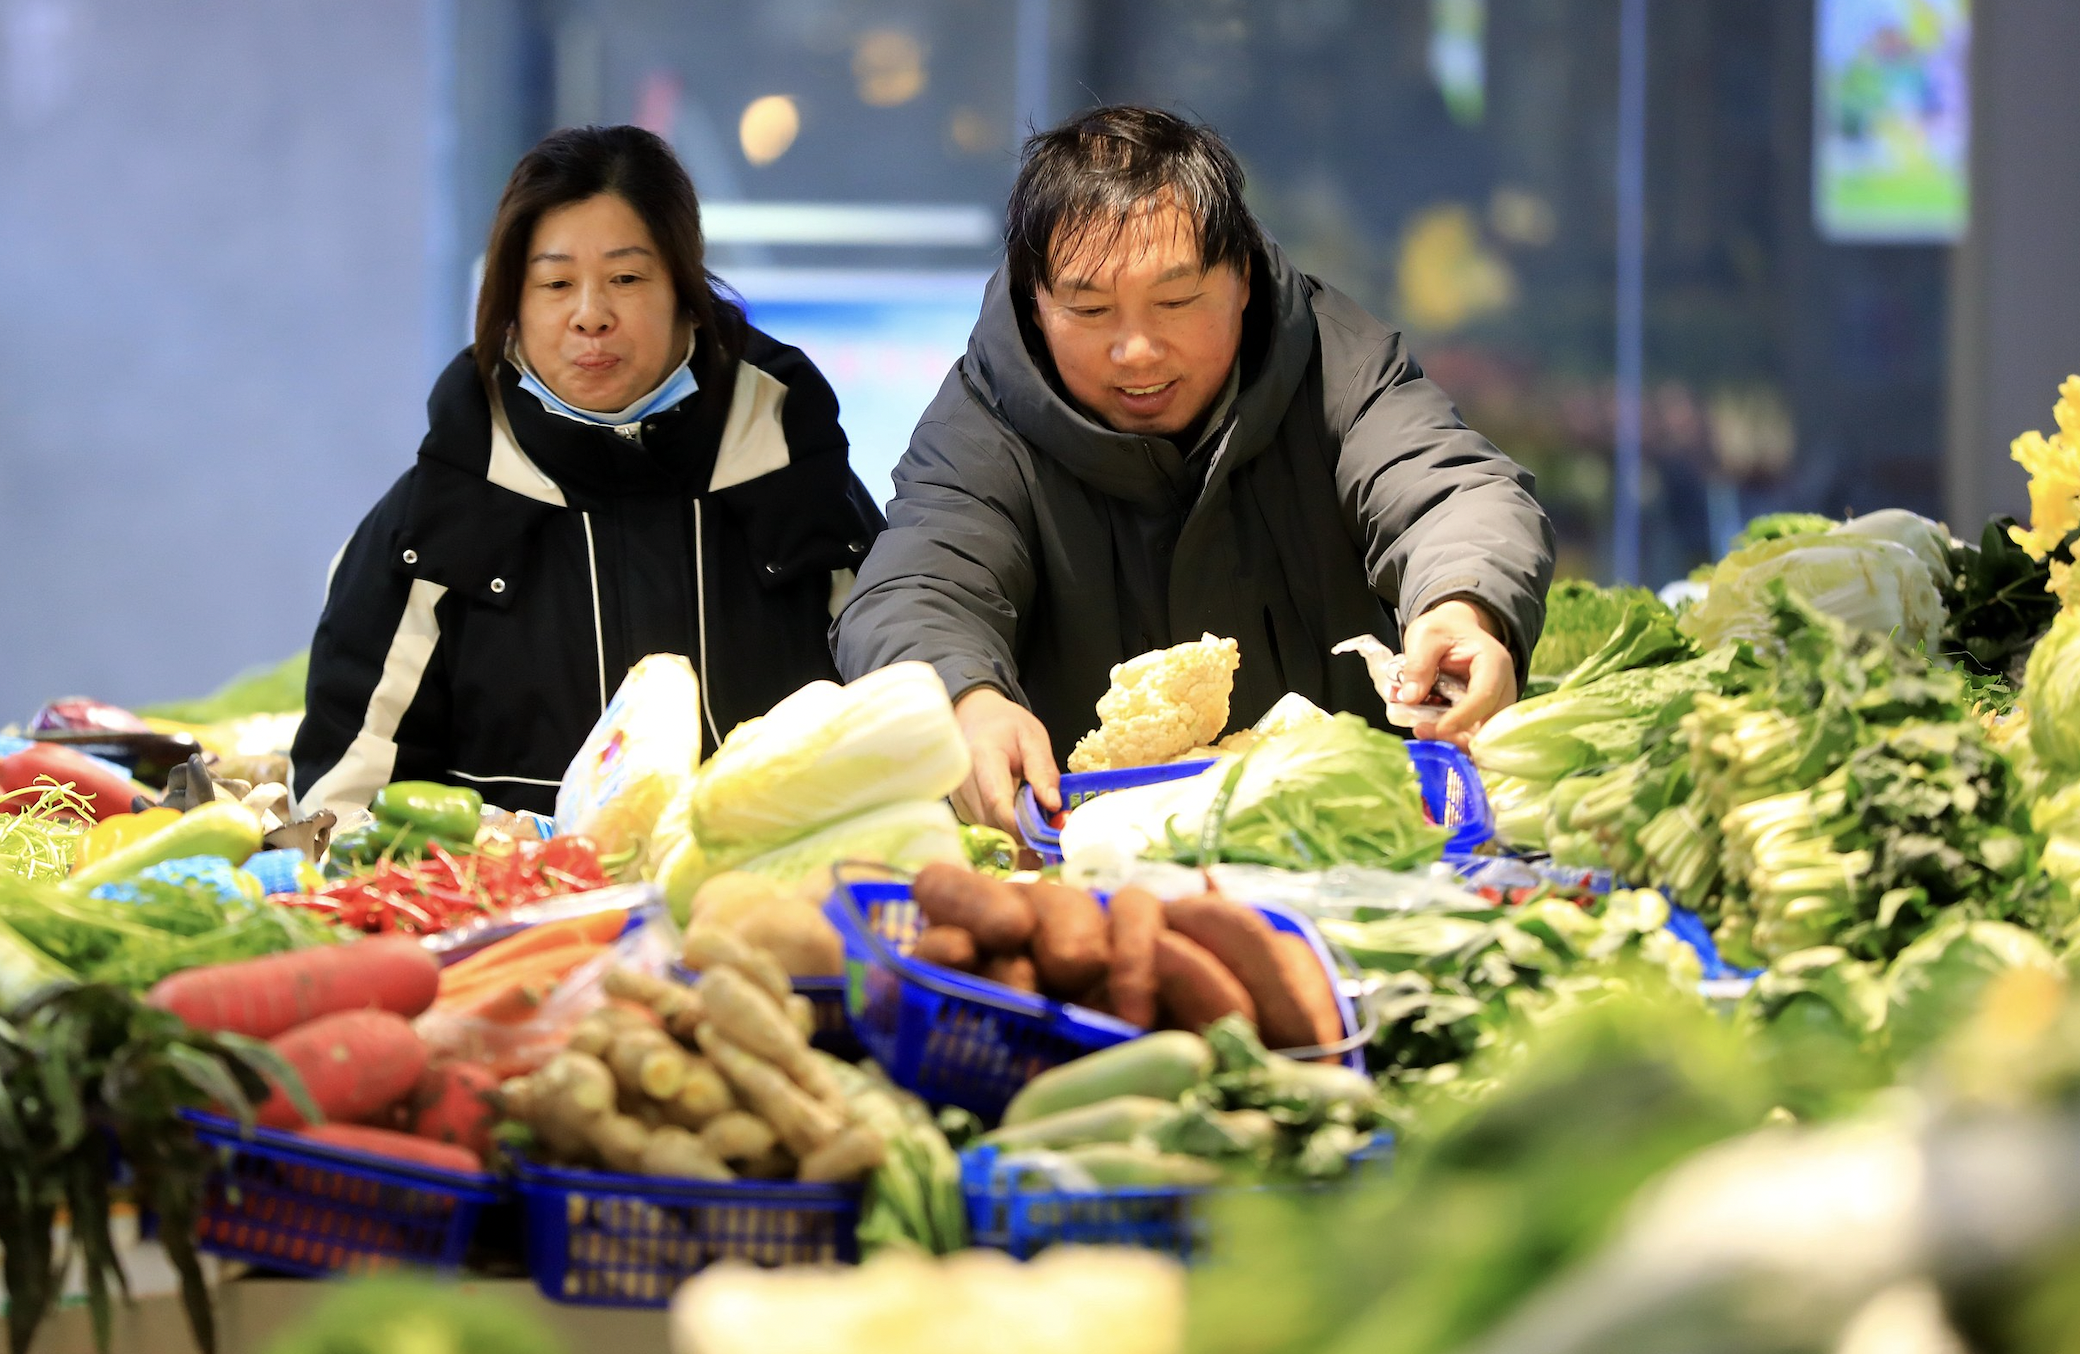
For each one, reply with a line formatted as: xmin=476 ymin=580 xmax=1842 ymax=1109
xmin=297 ymin=1123 xmax=483 ymax=1173
xmin=439 ymin=908 xmax=628 ymax=985
xmin=435 ymin=944 xmax=608 ymax=1022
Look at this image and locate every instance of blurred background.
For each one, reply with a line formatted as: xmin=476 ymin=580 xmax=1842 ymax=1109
xmin=3 ymin=0 xmax=2077 ymax=717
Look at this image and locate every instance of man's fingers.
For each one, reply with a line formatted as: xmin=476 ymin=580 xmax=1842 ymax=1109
xmin=1434 ymin=643 xmax=1515 ymax=740
xmin=1015 ymin=720 xmax=1062 ymax=814
xmin=965 ymin=747 xmax=1017 ymax=834
xmin=1397 ymin=623 xmax=1452 ymax=703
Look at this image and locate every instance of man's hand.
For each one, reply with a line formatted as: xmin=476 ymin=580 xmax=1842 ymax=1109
xmin=1400 ymin=598 xmax=1517 ymax=747
xmin=951 ymin=687 xmax=1061 ymax=833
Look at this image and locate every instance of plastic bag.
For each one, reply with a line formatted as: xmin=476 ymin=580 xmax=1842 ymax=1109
xmin=555 ymin=654 xmax=704 ymax=862
xmin=414 ymin=883 xmax=681 ymax=1078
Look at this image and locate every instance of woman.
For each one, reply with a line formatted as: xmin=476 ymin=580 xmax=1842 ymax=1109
xmin=292 ymin=126 xmax=883 ymax=817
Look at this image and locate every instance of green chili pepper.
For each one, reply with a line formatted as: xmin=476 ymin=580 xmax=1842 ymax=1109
xmin=372 ymin=781 xmax=483 ymax=841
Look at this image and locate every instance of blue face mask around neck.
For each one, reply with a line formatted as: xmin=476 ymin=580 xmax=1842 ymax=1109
xmin=512 ymin=333 xmax=701 ymax=428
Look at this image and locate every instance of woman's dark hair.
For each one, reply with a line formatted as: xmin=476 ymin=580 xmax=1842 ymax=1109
xmin=474 ymin=124 xmax=743 ymax=395
xmin=1005 ymin=106 xmax=1264 ymax=301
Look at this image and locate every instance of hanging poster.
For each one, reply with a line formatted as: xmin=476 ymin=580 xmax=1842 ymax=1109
xmin=1814 ymin=0 xmax=1970 ymax=243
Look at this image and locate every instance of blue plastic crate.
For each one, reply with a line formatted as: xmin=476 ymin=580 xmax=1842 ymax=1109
xmin=184 ymin=1111 xmax=500 ymax=1276
xmin=824 ymin=879 xmax=1368 ymax=1120
xmin=962 ymin=1134 xmax=1394 ymax=1261
xmin=515 ymin=1159 xmax=860 ymax=1306
xmin=1016 ymin=738 xmax=1492 ymax=864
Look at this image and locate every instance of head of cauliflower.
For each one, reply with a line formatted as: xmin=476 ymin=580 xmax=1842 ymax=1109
xmin=1067 ymin=633 xmax=1242 ymax=773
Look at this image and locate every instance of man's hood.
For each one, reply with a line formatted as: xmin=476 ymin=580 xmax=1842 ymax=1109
xmin=960 ymin=239 xmax=1318 ymax=510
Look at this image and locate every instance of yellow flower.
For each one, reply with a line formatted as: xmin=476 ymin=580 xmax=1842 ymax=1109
xmin=2007 ymin=374 xmax=2080 ymax=565
xmin=2054 ymin=559 xmax=2080 ymax=611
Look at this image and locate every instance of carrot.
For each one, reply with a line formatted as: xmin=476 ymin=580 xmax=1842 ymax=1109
xmin=405 ymin=1061 xmax=500 ymax=1158
xmin=436 ymin=943 xmax=607 ymax=1022
xmin=296 ymin=1123 xmax=483 ymax=1174
xmin=148 ymin=935 xmax=440 ymax=1039
xmin=439 ymin=908 xmax=627 ymax=984
xmin=257 ymin=1009 xmax=428 ymax=1130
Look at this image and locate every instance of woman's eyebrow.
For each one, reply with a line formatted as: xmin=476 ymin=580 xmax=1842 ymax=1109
xmin=526 ymin=244 xmax=654 ymax=264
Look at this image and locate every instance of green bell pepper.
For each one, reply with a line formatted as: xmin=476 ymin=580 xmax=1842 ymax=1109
xmin=372 ymin=781 xmax=483 ymax=842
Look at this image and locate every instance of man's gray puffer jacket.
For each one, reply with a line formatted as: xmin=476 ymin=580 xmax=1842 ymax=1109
xmin=833 ymin=237 xmax=1556 ymax=758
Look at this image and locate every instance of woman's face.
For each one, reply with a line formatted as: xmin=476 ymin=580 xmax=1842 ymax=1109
xmin=516 ymin=192 xmax=687 ymax=413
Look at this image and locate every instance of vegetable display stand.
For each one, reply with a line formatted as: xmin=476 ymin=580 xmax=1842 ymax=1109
xmin=185 ymin=1111 xmax=501 ymax=1275
xmin=1015 ymin=739 xmax=1493 ymax=864
xmin=825 ymin=879 xmax=1369 ymax=1119
xmin=962 ymin=1135 xmax=1394 ymax=1261
xmin=515 ymin=1159 xmax=860 ymax=1306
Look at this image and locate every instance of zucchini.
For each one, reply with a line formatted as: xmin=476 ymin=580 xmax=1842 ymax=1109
xmin=1061 ymin=1143 xmax=1224 ymax=1188
xmin=1001 ymin=1031 xmax=1214 ymax=1126
xmin=64 ymin=800 xmax=264 ymax=894
xmin=980 ymin=1095 xmax=1183 ymax=1152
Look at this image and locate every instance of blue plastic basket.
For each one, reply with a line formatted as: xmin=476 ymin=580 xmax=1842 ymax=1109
xmin=962 ymin=1134 xmax=1394 ymax=1261
xmin=1015 ymin=739 xmax=1492 ymax=864
xmin=516 ymin=1159 xmax=861 ymax=1305
xmin=824 ymin=879 xmax=1368 ymax=1120
xmin=184 ymin=1111 xmax=501 ymax=1276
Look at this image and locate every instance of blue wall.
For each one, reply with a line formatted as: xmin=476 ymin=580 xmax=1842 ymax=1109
xmin=0 ymin=0 xmax=435 ymax=719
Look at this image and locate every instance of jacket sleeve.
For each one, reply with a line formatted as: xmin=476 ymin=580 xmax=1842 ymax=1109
xmin=832 ymin=412 xmax=1040 ymax=705
xmin=290 ymin=474 xmax=456 ymax=818
xmin=1329 ymin=329 xmax=1556 ymax=679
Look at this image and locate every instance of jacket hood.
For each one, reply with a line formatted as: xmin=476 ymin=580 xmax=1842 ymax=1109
xmin=420 ymin=349 xmax=497 ymax=476
xmin=961 ymin=240 xmax=1318 ymax=510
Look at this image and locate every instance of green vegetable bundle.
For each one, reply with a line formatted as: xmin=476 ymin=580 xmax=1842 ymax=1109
xmin=1527 ymin=579 xmax=1673 ymax=680
xmin=0 ymin=870 xmax=332 ymax=1004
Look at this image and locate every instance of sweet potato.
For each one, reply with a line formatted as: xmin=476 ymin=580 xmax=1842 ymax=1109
xmin=297 ymin=1123 xmax=483 ymax=1174
xmin=980 ymin=953 xmax=1039 ymax=993
xmin=1164 ymin=896 xmax=1313 ymax=1049
xmin=1272 ymin=932 xmax=1345 ymax=1053
xmin=1154 ymin=931 xmax=1256 ymax=1033
xmin=912 ymin=925 xmax=980 ymax=972
xmin=1105 ymin=887 xmax=1164 ymax=1029
xmin=405 ymin=1060 xmax=500 ymax=1158
xmin=732 ymin=898 xmax=844 ymax=977
xmin=258 ymin=1010 xmax=428 ymax=1130
xmin=148 ymin=936 xmax=439 ymax=1039
xmin=913 ymin=863 xmax=1035 ymax=952
xmin=1025 ymin=882 xmax=1110 ymax=995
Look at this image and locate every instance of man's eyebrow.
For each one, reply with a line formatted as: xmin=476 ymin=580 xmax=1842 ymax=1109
xmin=1054 ymin=262 xmax=1203 ymax=294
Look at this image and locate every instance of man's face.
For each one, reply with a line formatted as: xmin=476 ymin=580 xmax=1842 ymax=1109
xmin=1031 ymin=200 xmax=1250 ymax=438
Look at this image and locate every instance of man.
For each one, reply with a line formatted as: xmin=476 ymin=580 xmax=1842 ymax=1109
xmin=834 ymin=106 xmax=1555 ymax=831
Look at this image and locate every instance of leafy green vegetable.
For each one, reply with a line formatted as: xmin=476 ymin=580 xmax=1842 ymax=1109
xmin=1468 ymin=642 xmax=1757 ymax=783
xmin=1 ymin=983 xmax=318 ymax=1354
xmin=1528 ymin=580 xmax=1672 ymax=679
xmin=1729 ymin=511 xmax=1835 ymax=551
xmin=1831 ymin=508 xmax=1956 ymax=584
xmin=260 ymin=1276 xmax=570 ymax=1354
xmin=1170 ymin=716 xmax=1450 ymax=871
xmin=1883 ymin=917 xmax=2061 ymax=1062
xmin=1682 ymin=530 xmax=1946 ymax=655
xmin=1186 ymin=989 xmax=1767 ymax=1354
xmin=0 ymin=871 xmax=333 ymax=995
xmin=2026 ymin=608 xmax=2080 ymax=778
xmin=139 ymin=651 xmax=308 ymax=724
xmin=1942 ymin=516 xmax=2061 ymax=681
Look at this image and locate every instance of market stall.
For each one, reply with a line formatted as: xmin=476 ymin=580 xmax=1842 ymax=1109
xmin=6 ymin=384 xmax=2080 ymax=1354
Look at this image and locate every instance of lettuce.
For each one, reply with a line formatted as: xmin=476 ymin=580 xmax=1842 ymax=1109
xmin=736 ymin=798 xmax=966 ymax=887
xmin=1884 ymin=917 xmax=2060 ymax=1060
xmin=2025 ymin=608 xmax=2080 ymax=777
xmin=1682 ymin=533 xmax=1944 ymax=655
xmin=1829 ymin=508 xmax=1956 ymax=585
xmin=685 ymin=662 xmax=970 ymax=853
xmin=1060 ymin=715 xmax=1448 ymax=871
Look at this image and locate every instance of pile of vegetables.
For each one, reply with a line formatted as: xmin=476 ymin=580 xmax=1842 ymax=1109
xmin=648 ymin=661 xmax=972 ymax=915
xmin=904 ymin=864 xmax=1346 ymax=1049
xmin=1059 ymin=714 xmax=1449 ymax=872
xmin=301 ymin=834 xmax=611 ymax=935
xmin=974 ymin=1016 xmax=1386 ymax=1195
xmin=1526 ymin=579 xmax=1672 ymax=683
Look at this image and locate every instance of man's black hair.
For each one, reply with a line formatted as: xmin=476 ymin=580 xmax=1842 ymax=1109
xmin=1005 ymin=105 xmax=1264 ymax=300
